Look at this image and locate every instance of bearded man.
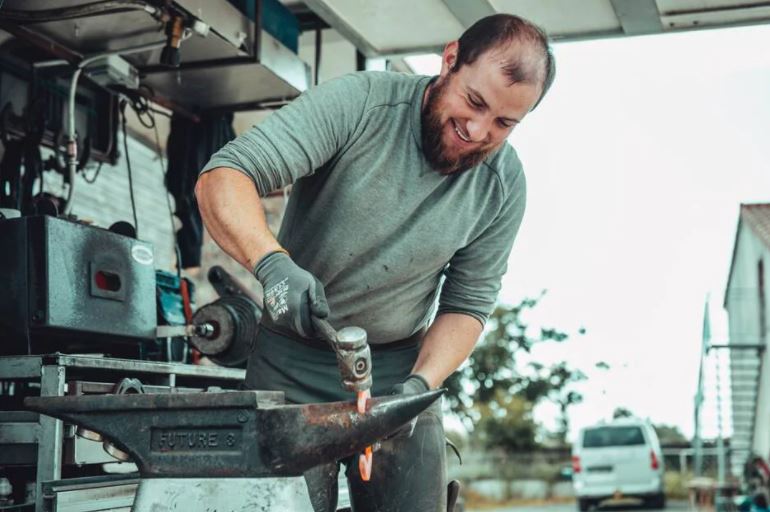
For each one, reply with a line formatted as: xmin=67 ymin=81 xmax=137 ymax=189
xmin=195 ymin=13 xmax=555 ymax=512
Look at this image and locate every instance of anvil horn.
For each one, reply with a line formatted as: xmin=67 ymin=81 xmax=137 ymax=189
xmin=24 ymin=389 xmax=443 ymax=477
xmin=257 ymin=390 xmax=443 ymax=474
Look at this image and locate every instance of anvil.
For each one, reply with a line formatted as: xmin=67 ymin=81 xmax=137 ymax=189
xmin=25 ymin=390 xmax=443 ymax=511
xmin=24 ymin=389 xmax=443 ymax=478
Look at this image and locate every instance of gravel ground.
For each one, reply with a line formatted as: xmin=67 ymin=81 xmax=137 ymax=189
xmin=466 ymin=498 xmax=690 ymax=512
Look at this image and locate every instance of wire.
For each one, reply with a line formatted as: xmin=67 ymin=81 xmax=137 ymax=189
xmin=149 ymin=106 xmax=172 ymax=119
xmin=314 ymin=28 xmax=322 ymax=86
xmin=120 ymin=101 xmax=139 ymax=236
xmin=174 ymin=244 xmax=183 ymax=280
xmin=128 ymin=93 xmax=156 ymax=129
xmin=63 ymin=39 xmax=167 ymax=215
xmin=150 ymin=108 xmax=183 ymax=277
xmin=82 ymin=161 xmax=103 ymax=184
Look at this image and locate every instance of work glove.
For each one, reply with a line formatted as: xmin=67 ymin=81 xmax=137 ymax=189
xmin=253 ymin=250 xmax=329 ymax=338
xmin=387 ymin=374 xmax=431 ymax=439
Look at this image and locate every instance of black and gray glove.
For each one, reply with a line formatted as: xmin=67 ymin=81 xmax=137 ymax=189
xmin=388 ymin=374 xmax=431 ymax=439
xmin=253 ymin=250 xmax=329 ymax=338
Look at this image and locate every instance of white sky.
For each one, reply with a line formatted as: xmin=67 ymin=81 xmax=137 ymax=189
xmin=407 ymin=23 xmax=770 ymax=441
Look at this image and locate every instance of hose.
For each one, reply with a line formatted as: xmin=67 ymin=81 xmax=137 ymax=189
xmin=63 ymin=39 xmax=167 ymax=214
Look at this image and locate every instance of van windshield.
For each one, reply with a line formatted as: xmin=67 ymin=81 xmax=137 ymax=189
xmin=582 ymin=426 xmax=645 ymax=448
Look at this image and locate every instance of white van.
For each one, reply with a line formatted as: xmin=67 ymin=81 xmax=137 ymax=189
xmin=572 ymin=418 xmax=665 ymax=511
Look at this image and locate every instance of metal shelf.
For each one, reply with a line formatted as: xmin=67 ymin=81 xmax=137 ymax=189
xmin=0 ymin=354 xmax=246 ymax=512
xmin=1 ymin=0 xmax=310 ymax=112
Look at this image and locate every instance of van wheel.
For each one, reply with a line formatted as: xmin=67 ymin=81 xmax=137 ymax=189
xmin=578 ymin=498 xmax=592 ymax=512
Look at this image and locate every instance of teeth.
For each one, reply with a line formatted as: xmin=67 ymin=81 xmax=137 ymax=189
xmin=453 ymin=121 xmax=471 ymax=142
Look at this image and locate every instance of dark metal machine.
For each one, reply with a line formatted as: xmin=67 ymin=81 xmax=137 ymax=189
xmin=153 ymin=266 xmax=264 ymax=367
xmin=188 ymin=266 xmax=263 ymax=367
xmin=0 ymin=215 xmax=156 ymax=356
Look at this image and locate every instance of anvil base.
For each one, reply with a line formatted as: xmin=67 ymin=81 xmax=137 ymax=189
xmin=132 ymin=477 xmax=313 ymax=511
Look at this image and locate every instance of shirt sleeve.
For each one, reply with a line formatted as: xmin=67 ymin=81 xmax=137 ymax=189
xmin=199 ymin=72 xmax=370 ymax=196
xmin=437 ymin=169 xmax=527 ymax=325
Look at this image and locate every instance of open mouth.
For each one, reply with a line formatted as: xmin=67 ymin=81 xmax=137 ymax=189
xmin=451 ymin=119 xmax=472 ymax=143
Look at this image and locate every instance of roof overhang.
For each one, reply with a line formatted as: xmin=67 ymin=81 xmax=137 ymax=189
xmin=301 ymin=0 xmax=770 ymax=57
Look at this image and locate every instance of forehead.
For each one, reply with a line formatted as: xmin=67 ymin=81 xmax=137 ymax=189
xmin=455 ymin=47 xmax=542 ymax=117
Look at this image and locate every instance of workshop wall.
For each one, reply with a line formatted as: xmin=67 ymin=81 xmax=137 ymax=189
xmin=42 ymin=130 xmax=177 ymax=272
xmin=33 ymin=28 xmax=376 ymax=309
xmin=37 ymin=124 xmax=273 ymax=308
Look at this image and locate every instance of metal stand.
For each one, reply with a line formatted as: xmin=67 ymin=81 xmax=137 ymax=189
xmin=132 ymin=478 xmax=313 ymax=511
xmin=0 ymin=354 xmax=245 ymax=512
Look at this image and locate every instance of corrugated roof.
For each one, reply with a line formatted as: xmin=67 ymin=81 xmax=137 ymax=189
xmin=741 ymin=203 xmax=770 ymax=250
xmin=724 ymin=203 xmax=770 ymax=307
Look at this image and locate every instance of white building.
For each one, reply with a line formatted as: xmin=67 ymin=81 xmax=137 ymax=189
xmin=724 ymin=203 xmax=770 ymax=475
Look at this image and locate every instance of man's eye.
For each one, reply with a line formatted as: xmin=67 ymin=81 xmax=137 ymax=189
xmin=467 ymin=97 xmax=482 ymax=108
xmin=498 ymin=120 xmax=514 ymax=129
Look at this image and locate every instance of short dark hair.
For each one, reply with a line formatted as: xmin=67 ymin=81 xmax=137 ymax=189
xmin=454 ymin=14 xmax=555 ymax=110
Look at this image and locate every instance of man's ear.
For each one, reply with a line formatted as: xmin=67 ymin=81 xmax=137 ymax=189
xmin=439 ymin=41 xmax=459 ymax=77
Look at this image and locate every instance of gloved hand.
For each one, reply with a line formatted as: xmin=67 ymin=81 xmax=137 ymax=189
xmin=388 ymin=374 xmax=431 ymax=439
xmin=253 ymin=250 xmax=329 ymax=337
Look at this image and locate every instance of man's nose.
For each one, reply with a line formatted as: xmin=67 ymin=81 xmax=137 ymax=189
xmin=465 ymin=116 xmax=491 ymax=143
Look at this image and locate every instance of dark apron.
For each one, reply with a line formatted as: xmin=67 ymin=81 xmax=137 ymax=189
xmin=245 ymin=325 xmax=447 ymax=512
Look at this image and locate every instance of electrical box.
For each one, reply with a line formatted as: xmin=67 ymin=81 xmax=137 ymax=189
xmin=0 ymin=215 xmax=157 ymax=356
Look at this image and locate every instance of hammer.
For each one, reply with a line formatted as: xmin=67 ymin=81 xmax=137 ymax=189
xmin=312 ymin=317 xmax=374 ymax=480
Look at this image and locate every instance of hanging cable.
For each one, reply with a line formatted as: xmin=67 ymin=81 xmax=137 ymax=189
xmin=314 ymin=28 xmax=322 ymax=85
xmin=63 ymin=39 xmax=167 ymax=215
xmin=150 ymin=108 xmax=184 ymax=276
xmin=149 ymin=106 xmax=172 ymax=119
xmin=130 ymin=95 xmax=156 ymax=129
xmin=82 ymin=162 xmax=103 ymax=184
xmin=120 ymin=101 xmax=139 ymax=235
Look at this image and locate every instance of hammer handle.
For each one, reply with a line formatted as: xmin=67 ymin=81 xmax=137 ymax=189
xmin=311 ymin=316 xmax=338 ymax=345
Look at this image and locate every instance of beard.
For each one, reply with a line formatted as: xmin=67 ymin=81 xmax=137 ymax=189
xmin=420 ymin=76 xmax=497 ymax=175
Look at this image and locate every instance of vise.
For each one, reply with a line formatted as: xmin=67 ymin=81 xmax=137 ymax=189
xmin=25 ymin=388 xmax=442 ymax=511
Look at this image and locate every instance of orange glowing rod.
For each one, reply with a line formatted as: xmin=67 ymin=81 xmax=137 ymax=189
xmin=357 ymin=389 xmax=373 ymax=481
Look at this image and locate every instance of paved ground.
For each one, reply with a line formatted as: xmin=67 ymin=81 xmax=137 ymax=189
xmin=466 ymin=499 xmax=690 ymax=512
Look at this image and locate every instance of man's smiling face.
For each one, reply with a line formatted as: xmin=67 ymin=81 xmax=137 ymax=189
xmin=421 ymin=41 xmax=543 ymax=174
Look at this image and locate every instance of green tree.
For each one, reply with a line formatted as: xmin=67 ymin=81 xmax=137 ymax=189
xmin=445 ymin=293 xmax=597 ymax=451
xmin=613 ymin=407 xmax=634 ymax=419
xmin=654 ymin=424 xmax=688 ymax=444
xmin=476 ymin=393 xmax=538 ymax=452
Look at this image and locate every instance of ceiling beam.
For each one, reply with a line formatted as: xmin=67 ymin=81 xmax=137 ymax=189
xmin=610 ymin=0 xmax=663 ymax=35
xmin=302 ymin=0 xmax=380 ymax=56
xmin=442 ymin=0 xmax=496 ymax=29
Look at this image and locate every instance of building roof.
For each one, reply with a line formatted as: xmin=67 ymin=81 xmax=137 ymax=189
xmin=724 ymin=203 xmax=770 ymax=307
xmin=741 ymin=203 xmax=770 ymax=249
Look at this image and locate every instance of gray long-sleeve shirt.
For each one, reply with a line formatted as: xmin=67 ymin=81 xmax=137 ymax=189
xmin=201 ymin=71 xmax=526 ymax=344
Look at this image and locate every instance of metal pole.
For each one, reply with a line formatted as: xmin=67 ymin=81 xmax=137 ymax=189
xmin=34 ymin=365 xmax=66 ymax=512
xmin=693 ymin=297 xmax=712 ymax=476
xmin=715 ymin=348 xmax=726 ymax=483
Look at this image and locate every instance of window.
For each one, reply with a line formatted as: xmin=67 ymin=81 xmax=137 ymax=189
xmin=582 ymin=426 xmax=645 ymax=448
